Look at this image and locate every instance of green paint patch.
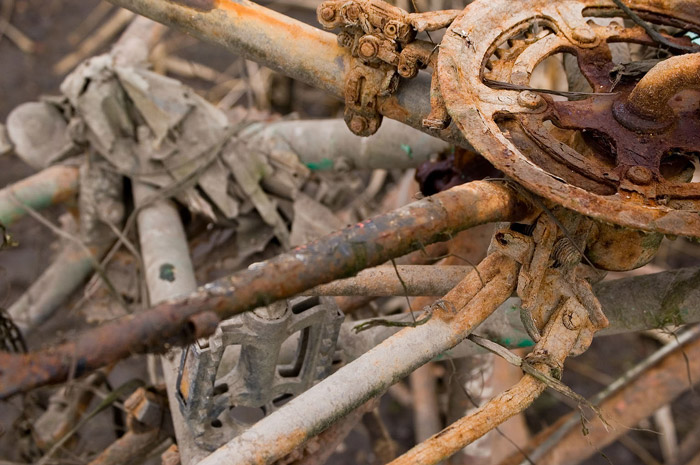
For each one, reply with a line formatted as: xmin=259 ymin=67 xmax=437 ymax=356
xmin=516 ymin=338 xmax=535 ymax=348
xmin=305 ymin=158 xmax=334 ymax=171
xmin=159 ymin=263 xmax=176 ymax=282
xmin=400 ymin=144 xmax=413 ymax=159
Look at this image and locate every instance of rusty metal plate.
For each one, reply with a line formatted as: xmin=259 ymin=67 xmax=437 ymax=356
xmin=438 ymin=0 xmax=700 ymax=238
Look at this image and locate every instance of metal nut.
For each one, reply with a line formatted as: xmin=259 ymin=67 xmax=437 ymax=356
xmin=319 ymin=6 xmax=336 ymax=22
xmin=517 ymin=90 xmax=544 ymax=109
xmin=359 ymin=40 xmax=378 ymax=58
xmin=343 ymin=3 xmax=361 ymax=22
xmin=349 ymin=115 xmax=368 ymax=134
xmin=572 ymin=26 xmax=596 ymax=44
xmin=627 ymin=165 xmax=653 ymax=185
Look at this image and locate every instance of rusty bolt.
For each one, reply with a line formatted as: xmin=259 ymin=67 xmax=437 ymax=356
xmin=384 ymin=22 xmax=399 ymax=39
xmin=562 ymin=303 xmax=584 ymax=331
xmin=344 ymin=3 xmax=361 ymax=22
xmin=517 ymin=90 xmax=544 ymax=109
xmin=349 ymin=115 xmax=368 ymax=134
xmin=320 ymin=6 xmax=336 ymax=22
xmin=359 ymin=40 xmax=378 ymax=58
xmin=627 ymin=165 xmax=653 ymax=185
xmin=572 ymin=26 xmax=596 ymax=44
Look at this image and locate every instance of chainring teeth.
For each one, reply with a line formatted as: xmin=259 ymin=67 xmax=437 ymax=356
xmin=440 ymin=0 xmax=700 ymax=237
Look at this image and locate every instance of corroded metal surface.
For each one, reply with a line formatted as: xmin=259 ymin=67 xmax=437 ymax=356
xmin=0 ymin=181 xmax=528 ymax=398
xmin=102 ymin=0 xmax=468 ymax=146
xmin=439 ymin=0 xmax=700 ymax=238
xmin=304 ymin=265 xmax=472 ymax=296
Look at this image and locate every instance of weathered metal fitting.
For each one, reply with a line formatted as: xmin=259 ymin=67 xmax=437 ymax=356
xmin=561 ymin=299 xmax=584 ymax=331
xmin=626 ymin=165 xmax=654 ymax=185
xmin=358 ymin=36 xmax=380 ymax=59
xmin=438 ymin=0 xmax=700 ymax=238
xmin=397 ymin=54 xmax=418 ymax=79
xmin=612 ymin=100 xmax=674 ymax=133
xmin=585 ymin=222 xmax=663 ymax=271
xmin=571 ymin=26 xmax=596 ymax=44
xmin=342 ymin=2 xmax=362 ymax=23
xmin=348 ymin=114 xmax=369 ymax=133
xmin=176 ymin=296 xmax=344 ymax=451
xmin=317 ymin=1 xmax=345 ymax=29
xmin=337 ymin=30 xmax=355 ymax=49
xmin=517 ymin=90 xmax=544 ymax=110
xmin=490 ymin=228 xmax=534 ymax=264
xmin=383 ymin=20 xmax=401 ymax=39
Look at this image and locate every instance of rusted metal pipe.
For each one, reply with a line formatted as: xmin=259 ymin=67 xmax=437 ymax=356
xmin=616 ymin=53 xmax=700 ymax=129
xmin=389 ymin=302 xmax=586 ymax=465
xmin=499 ymin=325 xmax=700 ymax=465
xmin=304 ymin=265 xmax=471 ymax=296
xmin=8 ymin=242 xmax=109 ymax=334
xmin=0 ymin=181 xmax=527 ymax=398
xmin=0 ymin=165 xmax=79 ymax=226
xmin=198 ymin=253 xmax=518 ymax=465
xmin=101 ymin=0 xmax=467 ymax=145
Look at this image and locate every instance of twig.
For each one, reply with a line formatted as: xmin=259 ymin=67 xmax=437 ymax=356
xmin=483 ymin=78 xmax=617 ymax=98
xmin=36 ymin=379 xmax=144 ymax=465
xmin=468 ymin=334 xmax=610 ymax=430
xmin=0 ymin=0 xmax=14 ymax=43
xmin=53 ymin=8 xmax=135 ymax=75
xmin=353 ymin=307 xmax=432 ymax=333
xmin=68 ymin=1 xmax=115 ymax=45
xmin=0 ymin=10 xmax=37 ymax=54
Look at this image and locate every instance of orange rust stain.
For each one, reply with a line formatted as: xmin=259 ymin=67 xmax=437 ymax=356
xmin=216 ymin=0 xmax=337 ymax=48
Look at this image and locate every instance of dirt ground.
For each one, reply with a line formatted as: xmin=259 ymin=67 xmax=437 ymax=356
xmin=1 ymin=1 xmax=700 ymax=465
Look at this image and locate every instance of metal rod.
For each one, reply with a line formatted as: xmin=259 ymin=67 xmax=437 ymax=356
xmin=247 ymin=117 xmax=450 ymax=171
xmin=0 ymin=181 xmax=527 ymax=398
xmin=0 ymin=165 xmax=79 ymax=226
xmin=304 ymin=265 xmax=471 ymax=296
xmin=197 ymin=253 xmax=518 ymax=465
xmin=102 ymin=0 xmax=467 ymax=145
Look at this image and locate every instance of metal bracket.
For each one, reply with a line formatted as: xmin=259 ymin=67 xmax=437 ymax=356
xmin=318 ymin=0 xmax=454 ymax=135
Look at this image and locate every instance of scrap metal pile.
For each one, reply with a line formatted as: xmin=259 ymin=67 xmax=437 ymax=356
xmin=1 ymin=0 xmax=700 ymax=464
